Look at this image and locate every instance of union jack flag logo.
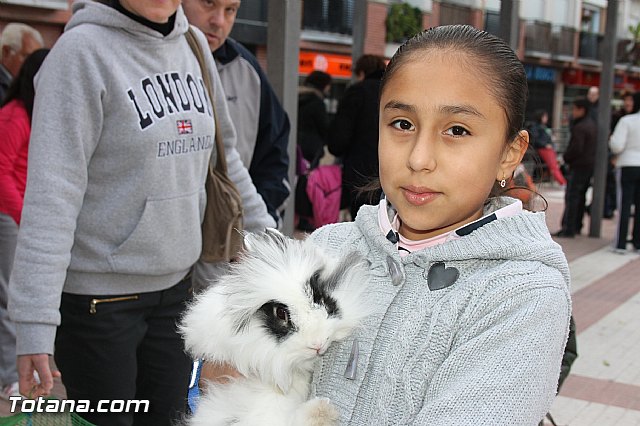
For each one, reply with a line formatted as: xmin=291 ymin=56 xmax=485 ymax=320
xmin=177 ymin=119 xmax=193 ymax=135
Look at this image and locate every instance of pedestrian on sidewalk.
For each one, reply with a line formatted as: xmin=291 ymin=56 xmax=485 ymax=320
xmin=307 ymin=25 xmax=571 ymax=424
xmin=7 ymin=1 xmax=273 ymax=425
xmin=528 ymin=109 xmax=567 ymax=187
xmin=0 ymin=48 xmax=49 ymax=401
xmin=556 ymin=98 xmax=597 ymax=238
xmin=328 ymin=54 xmax=386 ymax=220
xmin=609 ymin=91 xmax=640 ymax=252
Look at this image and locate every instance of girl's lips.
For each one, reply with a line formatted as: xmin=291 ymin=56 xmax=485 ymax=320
xmin=402 ymin=187 xmax=440 ymax=206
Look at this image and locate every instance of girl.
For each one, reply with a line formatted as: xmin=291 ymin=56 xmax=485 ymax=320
xmin=309 ymin=25 xmax=571 ymax=425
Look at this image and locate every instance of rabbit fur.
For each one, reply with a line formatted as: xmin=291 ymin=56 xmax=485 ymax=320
xmin=180 ymin=229 xmax=371 ymax=426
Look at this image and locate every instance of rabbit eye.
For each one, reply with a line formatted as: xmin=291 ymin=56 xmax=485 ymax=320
xmin=259 ymin=301 xmax=296 ymax=341
xmin=275 ymin=306 xmax=289 ymax=322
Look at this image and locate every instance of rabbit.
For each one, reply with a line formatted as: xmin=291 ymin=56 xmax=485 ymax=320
xmin=179 ymin=228 xmax=371 ymax=426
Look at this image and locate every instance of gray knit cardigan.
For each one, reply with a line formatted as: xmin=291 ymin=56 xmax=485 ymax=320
xmin=309 ymin=197 xmax=571 ymax=425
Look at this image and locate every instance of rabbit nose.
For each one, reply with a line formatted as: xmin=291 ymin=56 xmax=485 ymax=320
xmin=311 ymin=341 xmax=327 ymax=355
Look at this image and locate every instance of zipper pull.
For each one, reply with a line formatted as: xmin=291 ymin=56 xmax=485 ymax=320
xmin=343 ymin=339 xmax=359 ymax=380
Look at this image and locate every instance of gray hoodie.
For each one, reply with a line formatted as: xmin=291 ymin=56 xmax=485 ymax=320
xmin=9 ymin=1 xmax=274 ymax=355
xmin=310 ymin=198 xmax=571 ymax=425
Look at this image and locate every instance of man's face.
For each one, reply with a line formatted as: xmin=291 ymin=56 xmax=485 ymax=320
xmin=182 ymin=0 xmax=240 ymax=52
xmin=2 ymin=33 xmax=42 ymax=77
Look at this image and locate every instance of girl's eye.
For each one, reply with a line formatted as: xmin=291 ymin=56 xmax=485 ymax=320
xmin=390 ymin=119 xmax=414 ymax=131
xmin=275 ymin=306 xmax=289 ymax=323
xmin=445 ymin=125 xmax=470 ymax=137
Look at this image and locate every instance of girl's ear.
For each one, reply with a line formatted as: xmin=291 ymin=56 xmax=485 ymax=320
xmin=498 ymin=130 xmax=529 ymax=180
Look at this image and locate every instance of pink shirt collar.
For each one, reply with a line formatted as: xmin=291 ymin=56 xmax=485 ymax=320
xmin=377 ymin=197 xmax=523 ymax=257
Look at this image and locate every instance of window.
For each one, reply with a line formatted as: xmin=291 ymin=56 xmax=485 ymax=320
xmin=303 ymin=0 xmax=354 ymax=35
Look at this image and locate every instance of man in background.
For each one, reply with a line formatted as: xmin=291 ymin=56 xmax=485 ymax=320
xmin=556 ymin=98 xmax=597 ymax=238
xmin=0 ymin=23 xmax=44 ymax=102
xmin=182 ymin=0 xmax=290 ymax=228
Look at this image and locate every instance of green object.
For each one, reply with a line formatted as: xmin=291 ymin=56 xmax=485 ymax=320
xmin=0 ymin=410 xmax=97 ymax=426
xmin=386 ymin=3 xmax=422 ymax=43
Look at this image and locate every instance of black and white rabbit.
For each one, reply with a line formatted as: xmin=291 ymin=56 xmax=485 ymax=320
xmin=180 ymin=229 xmax=370 ymax=426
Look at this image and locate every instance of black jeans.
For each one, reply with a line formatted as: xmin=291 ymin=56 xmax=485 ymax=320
xmin=561 ymin=168 xmax=593 ymax=235
xmin=54 ymin=276 xmax=192 ymax=426
xmin=615 ymin=166 xmax=640 ymax=249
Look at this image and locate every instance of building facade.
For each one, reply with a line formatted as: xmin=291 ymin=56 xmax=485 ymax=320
xmin=4 ymin=0 xmax=640 ymax=148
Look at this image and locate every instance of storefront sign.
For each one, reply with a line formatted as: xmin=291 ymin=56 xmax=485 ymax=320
xmin=299 ymin=51 xmax=352 ymax=78
xmin=525 ymin=65 xmax=556 ymax=82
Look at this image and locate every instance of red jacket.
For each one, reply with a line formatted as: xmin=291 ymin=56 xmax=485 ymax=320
xmin=0 ymin=99 xmax=30 ymax=224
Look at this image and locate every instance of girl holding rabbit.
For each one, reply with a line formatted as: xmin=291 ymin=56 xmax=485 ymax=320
xmin=183 ymin=24 xmax=572 ymax=426
xmin=308 ymin=25 xmax=571 ymax=425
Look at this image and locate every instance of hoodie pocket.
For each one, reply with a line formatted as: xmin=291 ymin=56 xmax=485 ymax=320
xmin=109 ymin=191 xmax=202 ymax=275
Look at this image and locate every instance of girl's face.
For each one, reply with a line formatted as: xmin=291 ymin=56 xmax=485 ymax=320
xmin=119 ymin=0 xmax=181 ymax=23
xmin=378 ymin=52 xmax=527 ymax=241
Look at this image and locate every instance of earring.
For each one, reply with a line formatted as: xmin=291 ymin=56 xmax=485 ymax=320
xmin=499 ymin=175 xmax=506 ymax=188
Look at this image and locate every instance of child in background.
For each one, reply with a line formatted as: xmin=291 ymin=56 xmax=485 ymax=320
xmin=529 ymin=109 xmax=567 ymax=187
xmin=309 ymin=25 xmax=571 ymax=425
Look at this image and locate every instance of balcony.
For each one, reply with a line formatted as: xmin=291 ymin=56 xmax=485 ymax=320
xmin=615 ymin=39 xmax=640 ymax=66
xmin=551 ymin=26 xmax=576 ymax=59
xmin=302 ymin=0 xmax=353 ymax=36
xmin=524 ymin=20 xmax=552 ymax=58
xmin=439 ymin=3 xmax=472 ymax=26
xmin=230 ymin=0 xmax=268 ymax=44
xmin=578 ymin=31 xmax=604 ymax=63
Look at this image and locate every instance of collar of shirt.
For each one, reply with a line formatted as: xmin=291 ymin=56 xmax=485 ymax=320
xmin=377 ymin=197 xmax=523 ymax=256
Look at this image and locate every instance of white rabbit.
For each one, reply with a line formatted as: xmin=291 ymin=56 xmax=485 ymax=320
xmin=180 ymin=229 xmax=370 ymax=426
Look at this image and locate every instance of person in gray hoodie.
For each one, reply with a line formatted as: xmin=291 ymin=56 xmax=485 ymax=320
xmin=7 ymin=1 xmax=274 ymax=424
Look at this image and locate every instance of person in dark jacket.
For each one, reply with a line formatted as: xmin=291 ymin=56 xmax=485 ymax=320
xmin=297 ymin=70 xmax=332 ymax=168
xmin=182 ymin=0 xmax=291 ymax=229
xmin=555 ymin=98 xmax=597 ymax=237
xmin=328 ymin=54 xmax=386 ymax=219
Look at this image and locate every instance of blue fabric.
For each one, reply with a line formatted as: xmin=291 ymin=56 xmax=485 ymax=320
xmin=187 ymin=359 xmax=203 ymax=414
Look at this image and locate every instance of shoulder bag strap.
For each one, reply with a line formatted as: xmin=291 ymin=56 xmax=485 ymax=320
xmin=185 ymin=27 xmax=228 ymax=174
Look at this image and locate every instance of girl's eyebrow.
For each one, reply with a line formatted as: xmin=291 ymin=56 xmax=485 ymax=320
xmin=439 ymin=104 xmax=485 ymax=119
xmin=383 ymin=100 xmax=485 ymax=119
xmin=383 ymin=100 xmax=416 ymax=113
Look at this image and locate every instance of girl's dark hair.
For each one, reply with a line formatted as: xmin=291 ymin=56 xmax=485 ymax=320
xmin=304 ymin=70 xmax=332 ymax=92
xmin=381 ymin=25 xmax=528 ymax=145
xmin=1 ymin=48 xmax=50 ymax=119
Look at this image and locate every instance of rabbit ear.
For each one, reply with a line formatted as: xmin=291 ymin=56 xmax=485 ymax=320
xmin=243 ymin=228 xmax=287 ymax=253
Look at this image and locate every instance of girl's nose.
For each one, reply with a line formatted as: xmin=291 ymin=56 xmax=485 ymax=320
xmin=407 ymin=132 xmax=437 ymax=172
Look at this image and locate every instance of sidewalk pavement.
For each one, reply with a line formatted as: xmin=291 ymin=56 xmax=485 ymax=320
xmin=1 ymin=185 xmax=639 ymax=424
